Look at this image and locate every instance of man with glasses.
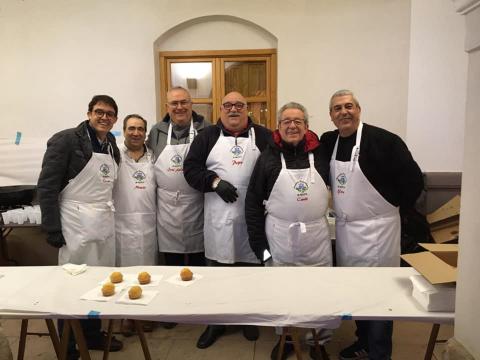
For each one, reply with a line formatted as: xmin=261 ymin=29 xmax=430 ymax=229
xmin=147 ymin=87 xmax=210 ymax=270
xmin=184 ymin=91 xmax=271 ymax=349
xmin=322 ymin=89 xmax=423 ymax=360
xmin=246 ymin=102 xmax=334 ymax=360
xmin=38 ymin=95 xmax=123 ymax=359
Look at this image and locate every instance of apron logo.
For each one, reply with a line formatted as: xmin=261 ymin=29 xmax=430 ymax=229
xmin=230 ymin=145 xmax=244 ymax=158
xmin=99 ymin=163 xmax=112 ymax=183
xmin=132 ymin=170 xmax=146 ymax=183
xmin=230 ymin=145 xmax=244 ymax=166
xmin=167 ymin=154 xmax=184 ymax=173
xmin=294 ymin=180 xmax=309 ymax=202
xmin=133 ymin=170 xmax=146 ymax=189
xmin=99 ymin=164 xmax=110 ymax=177
xmin=171 ymin=154 xmax=182 ymax=166
xmin=336 ymin=172 xmax=347 ymax=194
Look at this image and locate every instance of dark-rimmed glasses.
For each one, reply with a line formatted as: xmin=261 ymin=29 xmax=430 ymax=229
xmin=222 ymin=102 xmax=246 ymax=111
xmin=93 ymin=109 xmax=116 ymax=119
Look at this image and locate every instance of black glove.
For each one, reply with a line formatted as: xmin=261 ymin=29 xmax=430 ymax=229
xmin=215 ymin=180 xmax=238 ymax=203
xmin=47 ymin=231 xmax=66 ymax=248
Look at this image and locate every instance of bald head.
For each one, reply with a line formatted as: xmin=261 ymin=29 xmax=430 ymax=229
xmin=220 ymin=91 xmax=248 ymax=133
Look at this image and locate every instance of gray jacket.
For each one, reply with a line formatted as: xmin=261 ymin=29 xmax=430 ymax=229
xmin=146 ymin=111 xmax=210 ymax=160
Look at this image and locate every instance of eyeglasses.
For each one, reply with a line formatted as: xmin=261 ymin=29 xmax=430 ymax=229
xmin=222 ymin=102 xmax=246 ymax=111
xmin=167 ymin=100 xmax=191 ymax=108
xmin=93 ymin=109 xmax=116 ymax=119
xmin=279 ymin=118 xmax=305 ymax=127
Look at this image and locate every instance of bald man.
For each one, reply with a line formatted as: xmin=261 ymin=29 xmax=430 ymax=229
xmin=184 ymin=91 xmax=271 ymax=349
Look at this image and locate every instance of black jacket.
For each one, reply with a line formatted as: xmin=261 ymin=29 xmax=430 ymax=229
xmin=37 ymin=121 xmax=120 ymax=234
xmin=183 ymin=118 xmax=272 ymax=193
xmin=245 ymin=130 xmax=329 ymax=260
xmin=320 ymin=123 xmax=423 ymax=209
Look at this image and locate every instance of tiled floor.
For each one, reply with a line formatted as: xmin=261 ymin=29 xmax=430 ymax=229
xmin=0 ymin=319 xmax=453 ymax=359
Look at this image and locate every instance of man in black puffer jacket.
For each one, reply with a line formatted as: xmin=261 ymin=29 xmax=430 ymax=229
xmin=246 ymin=102 xmax=331 ymax=263
xmin=245 ymin=101 xmax=334 ymax=360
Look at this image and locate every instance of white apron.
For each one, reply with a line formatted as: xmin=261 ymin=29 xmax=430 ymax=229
xmin=155 ymin=122 xmax=204 ymax=253
xmin=113 ymin=150 xmax=156 ymax=266
xmin=204 ymin=129 xmax=260 ymax=264
xmin=59 ymin=150 xmax=117 ymax=266
xmin=330 ymin=122 xmax=400 ymax=267
xmin=265 ymin=152 xmax=332 ymax=266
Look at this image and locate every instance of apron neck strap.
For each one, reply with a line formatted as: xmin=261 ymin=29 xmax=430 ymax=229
xmin=167 ymin=122 xmax=173 ymax=145
xmin=249 ymin=127 xmax=256 ymax=151
xmin=280 ymin=153 xmax=287 ymax=168
xmin=281 ymin=152 xmax=315 ymax=184
xmin=331 ymin=122 xmax=363 ymax=173
xmin=167 ymin=121 xmax=195 ymax=145
xmin=308 ymin=152 xmax=315 ymax=184
xmin=349 ymin=121 xmax=363 ymax=171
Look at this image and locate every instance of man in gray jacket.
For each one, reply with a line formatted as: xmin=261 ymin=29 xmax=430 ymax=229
xmin=147 ymin=86 xmax=210 ymax=268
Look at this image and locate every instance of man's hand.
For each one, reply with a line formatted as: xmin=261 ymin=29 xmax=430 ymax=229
xmin=215 ymin=180 xmax=238 ymax=203
xmin=47 ymin=231 xmax=66 ymax=248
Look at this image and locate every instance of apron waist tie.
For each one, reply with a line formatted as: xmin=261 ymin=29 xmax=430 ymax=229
xmin=336 ymin=208 xmax=399 ymax=225
xmin=289 ymin=222 xmax=307 ymax=233
xmin=62 ymin=199 xmax=116 ymax=211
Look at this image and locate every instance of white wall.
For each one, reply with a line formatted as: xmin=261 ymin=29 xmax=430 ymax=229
xmin=453 ymin=1 xmax=480 ymax=357
xmin=0 ymin=0 xmax=467 ymax=179
xmin=0 ymin=0 xmax=417 ymax=185
xmin=0 ymin=0 xmax=411 ymax=137
xmin=406 ymin=0 xmax=468 ymax=172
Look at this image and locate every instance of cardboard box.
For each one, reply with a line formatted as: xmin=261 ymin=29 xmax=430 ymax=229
xmin=427 ymin=195 xmax=460 ymax=244
xmin=430 ymin=223 xmax=459 ymax=244
xmin=403 ymin=243 xmax=458 ymax=312
xmin=401 ymin=243 xmax=458 ymax=284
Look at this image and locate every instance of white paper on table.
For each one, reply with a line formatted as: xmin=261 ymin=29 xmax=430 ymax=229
xmin=115 ymin=290 xmax=158 ymax=305
xmin=80 ymin=285 xmax=121 ymax=302
xmin=62 ymin=263 xmax=88 ymax=276
xmin=409 ymin=275 xmax=456 ymax=312
xmin=166 ymin=273 xmax=203 ymax=287
xmin=0 ymin=274 xmax=4 ymax=280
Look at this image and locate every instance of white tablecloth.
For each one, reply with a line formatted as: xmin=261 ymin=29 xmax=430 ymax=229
xmin=0 ymin=266 xmax=454 ymax=328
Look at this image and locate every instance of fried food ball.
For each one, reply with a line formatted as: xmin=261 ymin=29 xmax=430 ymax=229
xmin=180 ymin=267 xmax=193 ymax=281
xmin=110 ymin=271 xmax=123 ymax=283
xmin=102 ymin=282 xmax=115 ymax=297
xmin=128 ymin=285 xmax=142 ymax=300
xmin=138 ymin=272 xmax=151 ymax=285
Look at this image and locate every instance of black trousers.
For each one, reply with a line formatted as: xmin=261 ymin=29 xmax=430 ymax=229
xmin=58 ymin=318 xmax=102 ymax=354
xmin=355 ymin=320 xmax=393 ymax=360
xmin=163 ymin=252 xmax=206 ymax=266
xmin=207 ymin=259 xmax=262 ymax=267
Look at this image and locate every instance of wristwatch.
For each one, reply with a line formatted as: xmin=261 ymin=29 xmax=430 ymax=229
xmin=211 ymin=177 xmax=221 ymax=190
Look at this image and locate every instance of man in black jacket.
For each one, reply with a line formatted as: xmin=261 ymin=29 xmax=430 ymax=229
xmin=322 ymin=89 xmax=423 ymax=360
xmin=184 ymin=91 xmax=271 ymax=349
xmin=37 ymin=95 xmax=122 ymax=359
xmin=246 ymin=102 xmax=334 ymax=359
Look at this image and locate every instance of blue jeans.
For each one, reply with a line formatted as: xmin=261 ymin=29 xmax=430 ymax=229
xmin=355 ymin=320 xmax=393 ymax=360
